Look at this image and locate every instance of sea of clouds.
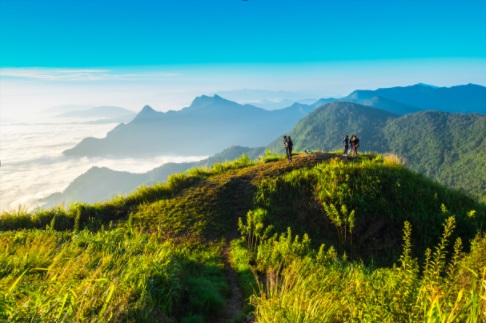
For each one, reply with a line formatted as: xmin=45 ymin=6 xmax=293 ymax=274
xmin=0 ymin=122 xmax=206 ymax=212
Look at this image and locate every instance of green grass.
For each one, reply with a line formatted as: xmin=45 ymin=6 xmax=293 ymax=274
xmin=240 ymin=213 xmax=486 ymax=322
xmin=1 ymin=152 xmax=485 ymax=322
xmin=0 ymin=227 xmax=228 ymax=321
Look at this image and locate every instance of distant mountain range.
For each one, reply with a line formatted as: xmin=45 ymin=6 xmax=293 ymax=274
xmin=64 ymin=83 xmax=486 ymax=158
xmin=323 ymin=83 xmax=486 ymax=115
xmin=49 ymin=83 xmax=486 ymax=207
xmin=344 ymin=83 xmax=486 ymax=113
xmin=214 ymin=88 xmax=318 ymax=110
xmin=266 ymin=101 xmax=399 ymax=153
xmin=63 ymin=95 xmax=314 ymax=157
xmin=50 ymin=102 xmax=486 ymax=207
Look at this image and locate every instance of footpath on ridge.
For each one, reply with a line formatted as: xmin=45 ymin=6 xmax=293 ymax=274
xmin=198 ymin=152 xmax=351 ymax=322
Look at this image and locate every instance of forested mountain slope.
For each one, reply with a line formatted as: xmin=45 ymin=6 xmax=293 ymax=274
xmin=268 ymin=102 xmax=486 ymax=201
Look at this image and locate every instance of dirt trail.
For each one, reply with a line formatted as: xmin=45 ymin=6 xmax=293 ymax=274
xmin=213 ymin=177 xmax=250 ymax=323
xmin=214 ymin=243 xmax=245 ymax=323
xmin=213 ymin=153 xmax=346 ymax=322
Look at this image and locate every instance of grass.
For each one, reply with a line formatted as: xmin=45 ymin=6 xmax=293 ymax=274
xmin=1 ymin=152 xmax=485 ymax=322
xmin=0 ymin=227 xmax=228 ymax=321
xmin=240 ymin=214 xmax=486 ymax=322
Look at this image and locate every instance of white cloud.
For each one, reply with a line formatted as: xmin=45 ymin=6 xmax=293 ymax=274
xmin=0 ymin=122 xmax=207 ymax=212
xmin=0 ymin=67 xmax=180 ymax=82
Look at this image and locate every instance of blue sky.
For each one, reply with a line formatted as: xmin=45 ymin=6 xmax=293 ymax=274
xmin=1 ymin=0 xmax=486 ymax=116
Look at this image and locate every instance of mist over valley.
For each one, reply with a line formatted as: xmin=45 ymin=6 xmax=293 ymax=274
xmin=0 ymin=122 xmax=206 ymax=212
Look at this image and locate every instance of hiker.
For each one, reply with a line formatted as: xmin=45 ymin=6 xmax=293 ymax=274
xmin=287 ymin=136 xmax=293 ymax=162
xmin=283 ymin=135 xmax=293 ymax=162
xmin=350 ymin=135 xmax=360 ymax=157
xmin=343 ymin=135 xmax=349 ymax=156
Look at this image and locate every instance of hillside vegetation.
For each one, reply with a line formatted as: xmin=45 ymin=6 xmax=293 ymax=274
xmin=1 ymin=153 xmax=485 ymax=322
xmin=267 ymin=102 xmax=486 ymax=202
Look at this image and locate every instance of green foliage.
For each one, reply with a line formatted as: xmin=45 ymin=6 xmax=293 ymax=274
xmin=185 ymin=277 xmax=226 ymax=315
xmin=246 ymin=217 xmax=486 ymax=322
xmin=1 ymin=152 xmax=485 ymax=322
xmin=256 ymin=228 xmax=312 ymax=273
xmin=259 ymin=149 xmax=282 ymax=163
xmin=321 ymin=202 xmax=355 ymax=246
xmin=238 ymin=208 xmax=273 ymax=253
xmin=423 ymin=216 xmax=457 ymax=287
xmin=229 ymin=239 xmax=259 ymax=310
xmin=0 ymin=228 xmax=228 ymax=322
xmin=383 ymin=112 xmax=486 ymax=200
xmin=252 ymin=157 xmax=485 ymax=264
xmin=209 ymin=154 xmax=254 ymax=174
xmin=267 ymin=104 xmax=486 ymax=201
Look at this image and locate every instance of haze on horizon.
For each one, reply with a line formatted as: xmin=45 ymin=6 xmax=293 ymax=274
xmin=1 ymin=0 xmax=485 ymax=120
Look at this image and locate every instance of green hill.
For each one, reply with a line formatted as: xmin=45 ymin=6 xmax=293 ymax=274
xmin=268 ymin=102 xmax=486 ymax=201
xmin=266 ymin=101 xmax=398 ymax=153
xmin=383 ymin=111 xmax=486 ymax=198
xmin=1 ymin=154 xmax=485 ymax=322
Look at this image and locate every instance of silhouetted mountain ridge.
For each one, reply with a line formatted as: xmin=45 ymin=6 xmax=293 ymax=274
xmin=344 ymin=83 xmax=486 ymax=113
xmin=64 ymin=95 xmax=311 ymax=157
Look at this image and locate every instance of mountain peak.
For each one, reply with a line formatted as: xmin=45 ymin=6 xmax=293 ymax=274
xmin=414 ymin=83 xmax=438 ymax=88
xmin=140 ymin=105 xmax=156 ymax=113
xmin=188 ymin=94 xmax=237 ymax=110
xmin=191 ymin=94 xmax=224 ymax=105
xmin=131 ymin=105 xmax=160 ymax=122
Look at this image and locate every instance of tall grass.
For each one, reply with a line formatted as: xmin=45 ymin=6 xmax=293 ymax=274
xmin=0 ymin=227 xmax=228 ymax=321
xmin=235 ymin=208 xmax=486 ymax=322
xmin=252 ymin=157 xmax=485 ymax=265
xmin=2 ymin=152 xmax=485 ymax=322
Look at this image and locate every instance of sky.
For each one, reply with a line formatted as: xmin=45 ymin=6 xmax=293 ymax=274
xmin=1 ymin=0 xmax=486 ymax=117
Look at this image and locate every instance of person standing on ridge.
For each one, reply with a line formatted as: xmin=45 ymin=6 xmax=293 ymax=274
xmin=343 ymin=135 xmax=349 ymax=156
xmin=283 ymin=135 xmax=292 ymax=162
xmin=350 ymin=135 xmax=360 ymax=157
xmin=287 ymin=136 xmax=293 ymax=162
xmin=283 ymin=135 xmax=289 ymax=159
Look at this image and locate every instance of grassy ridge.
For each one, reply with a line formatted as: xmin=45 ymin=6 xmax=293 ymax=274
xmin=266 ymin=103 xmax=486 ymax=202
xmin=1 ymin=153 xmax=485 ymax=321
